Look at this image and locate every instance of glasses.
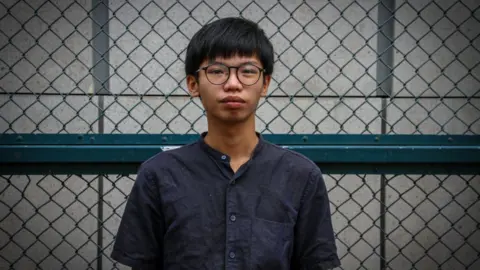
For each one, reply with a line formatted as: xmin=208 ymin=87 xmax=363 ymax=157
xmin=196 ymin=62 xmax=265 ymax=86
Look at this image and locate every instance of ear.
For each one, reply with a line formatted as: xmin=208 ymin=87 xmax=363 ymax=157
xmin=260 ymin=74 xmax=271 ymax=97
xmin=186 ymin=75 xmax=200 ymax=97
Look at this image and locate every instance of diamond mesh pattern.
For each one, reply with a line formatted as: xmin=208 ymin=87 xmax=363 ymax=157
xmin=0 ymin=0 xmax=479 ymax=135
xmin=1 ymin=174 xmax=479 ymax=270
xmin=1 ymin=0 xmax=479 ymax=270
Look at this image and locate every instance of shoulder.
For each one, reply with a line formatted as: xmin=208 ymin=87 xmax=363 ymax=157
xmin=139 ymin=141 xmax=201 ymax=173
xmin=261 ymin=140 xmax=326 ymax=201
xmin=262 ymin=140 xmax=322 ymax=177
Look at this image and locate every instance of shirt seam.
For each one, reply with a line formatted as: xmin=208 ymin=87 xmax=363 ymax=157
xmin=139 ymin=164 xmax=167 ymax=242
xmin=298 ymin=167 xmax=316 ymax=217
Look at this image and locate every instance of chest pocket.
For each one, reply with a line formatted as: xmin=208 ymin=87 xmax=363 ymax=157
xmin=250 ymin=217 xmax=295 ymax=270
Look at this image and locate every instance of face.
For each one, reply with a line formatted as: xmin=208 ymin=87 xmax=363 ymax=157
xmin=187 ymin=55 xmax=271 ymax=124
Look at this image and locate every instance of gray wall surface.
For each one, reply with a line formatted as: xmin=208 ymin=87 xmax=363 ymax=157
xmin=1 ymin=0 xmax=479 ymax=270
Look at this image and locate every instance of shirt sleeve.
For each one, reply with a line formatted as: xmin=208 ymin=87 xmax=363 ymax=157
xmin=291 ymin=167 xmax=341 ymax=270
xmin=110 ymin=165 xmax=164 ymax=269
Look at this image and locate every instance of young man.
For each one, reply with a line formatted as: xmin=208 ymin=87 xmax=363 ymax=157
xmin=111 ymin=17 xmax=340 ymax=269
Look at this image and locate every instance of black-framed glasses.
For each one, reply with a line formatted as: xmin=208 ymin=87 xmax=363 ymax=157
xmin=196 ymin=62 xmax=266 ymax=86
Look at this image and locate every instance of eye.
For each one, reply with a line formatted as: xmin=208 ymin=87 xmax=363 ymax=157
xmin=206 ymin=65 xmax=228 ymax=75
xmin=240 ymin=66 xmax=259 ymax=74
xmin=208 ymin=69 xmax=225 ymax=74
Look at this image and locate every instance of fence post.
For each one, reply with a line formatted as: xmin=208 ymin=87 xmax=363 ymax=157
xmin=91 ymin=0 xmax=110 ymax=269
xmin=376 ymin=0 xmax=395 ymax=269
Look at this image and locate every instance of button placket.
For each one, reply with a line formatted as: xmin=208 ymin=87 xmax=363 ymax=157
xmin=225 ymin=179 xmax=239 ymax=264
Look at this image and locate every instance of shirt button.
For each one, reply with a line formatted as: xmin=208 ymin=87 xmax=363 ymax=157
xmin=229 ymin=251 xmax=235 ymax=259
xmin=221 ymin=155 xmax=227 ymax=160
xmin=230 ymin=214 xmax=236 ymax=222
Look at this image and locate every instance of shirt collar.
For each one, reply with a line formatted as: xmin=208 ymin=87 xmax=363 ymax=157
xmin=198 ymin=131 xmax=265 ymax=162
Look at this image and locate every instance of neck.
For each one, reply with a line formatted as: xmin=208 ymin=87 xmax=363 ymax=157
xmin=204 ymin=117 xmax=259 ymax=160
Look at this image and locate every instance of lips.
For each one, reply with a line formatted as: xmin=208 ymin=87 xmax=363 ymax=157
xmin=220 ymin=96 xmax=245 ymax=103
xmin=220 ymin=96 xmax=246 ymax=109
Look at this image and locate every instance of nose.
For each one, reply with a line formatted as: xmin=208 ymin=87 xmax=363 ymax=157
xmin=223 ymin=69 xmax=242 ymax=91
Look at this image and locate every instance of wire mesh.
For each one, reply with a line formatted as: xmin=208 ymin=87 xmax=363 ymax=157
xmin=0 ymin=0 xmax=479 ymax=135
xmin=0 ymin=0 xmax=479 ymax=269
xmin=1 ymin=174 xmax=479 ymax=270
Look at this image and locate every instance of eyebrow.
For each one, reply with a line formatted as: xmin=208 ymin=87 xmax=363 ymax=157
xmin=209 ymin=60 xmax=261 ymax=66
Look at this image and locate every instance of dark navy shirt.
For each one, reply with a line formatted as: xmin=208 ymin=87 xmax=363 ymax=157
xmin=111 ymin=133 xmax=340 ymax=269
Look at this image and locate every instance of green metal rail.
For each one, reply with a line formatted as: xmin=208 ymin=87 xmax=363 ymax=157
xmin=1 ymin=134 xmax=479 ymax=175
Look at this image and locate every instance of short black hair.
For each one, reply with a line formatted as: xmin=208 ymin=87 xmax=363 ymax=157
xmin=184 ymin=17 xmax=274 ymax=77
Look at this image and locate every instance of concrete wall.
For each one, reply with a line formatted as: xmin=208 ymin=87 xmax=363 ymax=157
xmin=0 ymin=0 xmax=479 ymax=270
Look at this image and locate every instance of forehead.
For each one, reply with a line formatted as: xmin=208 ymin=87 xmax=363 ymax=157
xmin=203 ymin=55 xmax=262 ymax=66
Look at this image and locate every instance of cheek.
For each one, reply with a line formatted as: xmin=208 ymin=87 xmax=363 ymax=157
xmin=250 ymin=85 xmax=265 ymax=100
xmin=197 ymin=85 xmax=217 ymax=107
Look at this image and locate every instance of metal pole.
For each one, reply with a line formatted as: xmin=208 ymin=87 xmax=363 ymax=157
xmin=92 ymin=0 xmax=109 ymax=269
xmin=376 ymin=0 xmax=395 ymax=98
xmin=376 ymin=0 xmax=395 ymax=269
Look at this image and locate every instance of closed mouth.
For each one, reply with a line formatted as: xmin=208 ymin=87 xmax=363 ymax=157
xmin=220 ymin=96 xmax=245 ymax=103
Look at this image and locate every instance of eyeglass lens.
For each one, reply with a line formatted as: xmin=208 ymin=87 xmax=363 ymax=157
xmin=205 ymin=63 xmax=261 ymax=85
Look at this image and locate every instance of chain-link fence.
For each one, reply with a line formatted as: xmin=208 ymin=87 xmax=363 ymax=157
xmin=1 ymin=0 xmax=479 ymax=135
xmin=0 ymin=0 xmax=479 ymax=269
xmin=1 ymin=173 xmax=479 ymax=270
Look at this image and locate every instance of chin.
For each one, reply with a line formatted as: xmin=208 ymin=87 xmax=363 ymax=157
xmin=221 ymin=115 xmax=250 ymax=124
xmin=215 ymin=111 xmax=253 ymax=124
